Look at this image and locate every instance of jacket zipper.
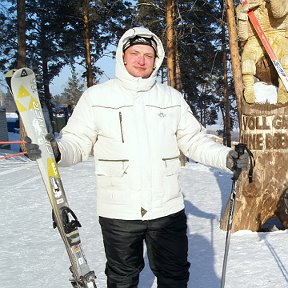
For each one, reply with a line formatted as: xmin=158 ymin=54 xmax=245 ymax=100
xmin=119 ymin=111 xmax=124 ymax=143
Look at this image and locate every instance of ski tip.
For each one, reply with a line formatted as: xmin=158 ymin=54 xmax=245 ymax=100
xmin=11 ymin=67 xmax=34 ymax=80
xmin=4 ymin=69 xmax=18 ymax=91
xmin=4 ymin=68 xmax=18 ymax=79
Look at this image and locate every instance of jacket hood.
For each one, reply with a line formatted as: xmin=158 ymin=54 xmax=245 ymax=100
xmin=115 ymin=27 xmax=165 ymax=92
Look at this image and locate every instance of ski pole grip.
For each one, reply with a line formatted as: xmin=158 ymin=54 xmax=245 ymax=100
xmin=235 ymin=143 xmax=246 ymax=157
xmin=232 ymin=143 xmax=246 ymax=180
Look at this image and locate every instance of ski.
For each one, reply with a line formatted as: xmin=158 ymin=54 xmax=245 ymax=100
xmin=240 ymin=0 xmax=288 ymax=91
xmin=8 ymin=67 xmax=97 ymax=288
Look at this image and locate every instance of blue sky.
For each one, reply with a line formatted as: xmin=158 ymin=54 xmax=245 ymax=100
xmin=50 ymin=51 xmax=116 ymax=96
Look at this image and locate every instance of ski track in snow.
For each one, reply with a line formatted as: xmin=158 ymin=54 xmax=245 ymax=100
xmin=1 ymin=154 xmax=288 ymax=288
xmin=0 ymin=165 xmax=30 ymax=176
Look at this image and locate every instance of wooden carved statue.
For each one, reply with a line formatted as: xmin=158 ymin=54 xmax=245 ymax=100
xmin=221 ymin=0 xmax=288 ymax=232
xmin=236 ymin=0 xmax=288 ymax=104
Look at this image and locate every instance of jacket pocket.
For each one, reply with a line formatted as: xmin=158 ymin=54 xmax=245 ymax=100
xmin=162 ymin=156 xmax=181 ymax=202
xmin=96 ymin=159 xmax=130 ymax=204
xmin=96 ymin=159 xmax=129 ymax=177
xmin=162 ymin=156 xmax=180 ymax=176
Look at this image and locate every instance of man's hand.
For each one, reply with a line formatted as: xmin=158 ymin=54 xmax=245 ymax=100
xmin=226 ymin=150 xmax=249 ymax=172
xmin=237 ymin=0 xmax=262 ymax=21
xmin=241 ymin=0 xmax=261 ymax=12
xmin=24 ymin=134 xmax=61 ymax=162
xmin=24 ymin=136 xmax=41 ymax=160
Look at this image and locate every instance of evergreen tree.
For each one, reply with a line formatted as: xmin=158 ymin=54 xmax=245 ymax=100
xmin=0 ymin=2 xmax=18 ymax=71
xmin=134 ymin=0 xmax=227 ymax=127
xmin=53 ymin=68 xmax=85 ymax=107
xmin=0 ymin=0 xmax=134 ymax=129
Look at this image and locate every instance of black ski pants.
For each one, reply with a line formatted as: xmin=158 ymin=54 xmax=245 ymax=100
xmin=99 ymin=209 xmax=190 ymax=288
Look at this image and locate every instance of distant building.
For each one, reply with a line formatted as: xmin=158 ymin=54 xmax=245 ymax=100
xmin=0 ymin=107 xmax=10 ymax=149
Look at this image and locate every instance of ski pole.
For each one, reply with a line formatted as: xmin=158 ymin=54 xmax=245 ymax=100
xmin=240 ymin=0 xmax=288 ymax=91
xmin=220 ymin=143 xmax=246 ymax=288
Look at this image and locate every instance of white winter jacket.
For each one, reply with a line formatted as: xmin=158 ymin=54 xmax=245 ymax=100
xmin=58 ymin=27 xmax=231 ymax=220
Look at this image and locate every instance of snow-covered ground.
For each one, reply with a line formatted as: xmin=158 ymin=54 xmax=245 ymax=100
xmin=1 ymin=134 xmax=288 ymax=288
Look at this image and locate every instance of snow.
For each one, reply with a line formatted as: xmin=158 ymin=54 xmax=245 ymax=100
xmin=254 ymin=82 xmax=278 ymax=104
xmin=6 ymin=112 xmax=18 ymax=119
xmin=1 ymin=134 xmax=288 ymax=288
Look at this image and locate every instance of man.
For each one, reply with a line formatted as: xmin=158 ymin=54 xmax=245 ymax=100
xmin=26 ymin=27 xmax=248 ymax=287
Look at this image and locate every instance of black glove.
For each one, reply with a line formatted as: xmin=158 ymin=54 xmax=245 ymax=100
xmin=24 ymin=134 xmax=61 ymax=162
xmin=24 ymin=136 xmax=41 ymax=160
xmin=226 ymin=150 xmax=249 ymax=172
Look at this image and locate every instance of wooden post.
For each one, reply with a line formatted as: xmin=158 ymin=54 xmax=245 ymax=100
xmin=221 ymin=0 xmax=288 ymax=232
xmin=222 ymin=102 xmax=288 ymax=232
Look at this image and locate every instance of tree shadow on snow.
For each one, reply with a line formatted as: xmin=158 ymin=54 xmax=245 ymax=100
xmin=210 ymin=168 xmax=233 ymax=221
xmin=139 ymin=254 xmax=156 ymax=288
xmin=184 ymin=199 xmax=220 ymax=288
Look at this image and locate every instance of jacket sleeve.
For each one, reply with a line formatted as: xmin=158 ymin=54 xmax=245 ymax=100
xmin=176 ymin=97 xmax=232 ymax=171
xmin=57 ymin=91 xmax=98 ymax=166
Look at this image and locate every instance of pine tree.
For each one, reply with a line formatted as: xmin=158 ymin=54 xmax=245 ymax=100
xmin=134 ymin=0 xmax=228 ymax=127
xmin=53 ymin=68 xmax=85 ymax=107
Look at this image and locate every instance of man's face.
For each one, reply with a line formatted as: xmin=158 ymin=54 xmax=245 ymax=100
xmin=123 ymin=44 xmax=156 ymax=79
